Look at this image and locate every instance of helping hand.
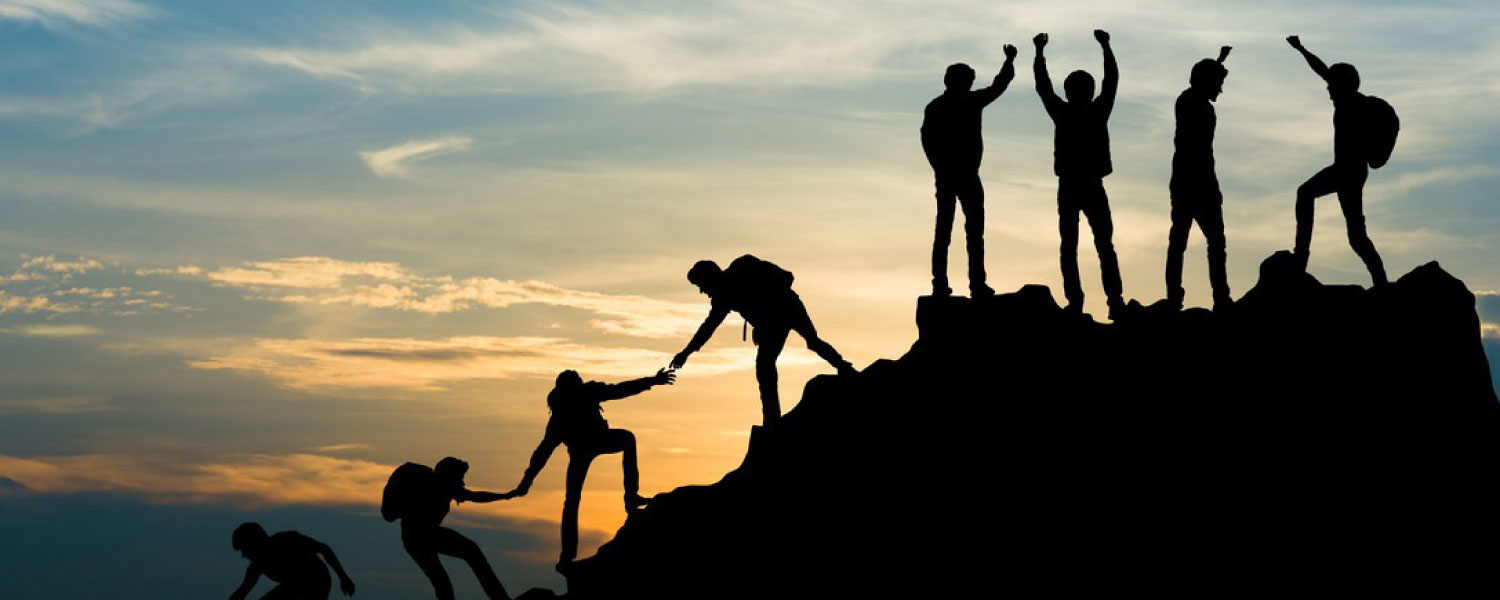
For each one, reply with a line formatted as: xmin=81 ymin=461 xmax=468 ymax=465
xmin=655 ymin=367 xmax=677 ymax=385
xmin=670 ymin=351 xmax=689 ymax=370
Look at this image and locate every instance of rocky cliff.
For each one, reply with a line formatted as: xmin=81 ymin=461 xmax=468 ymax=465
xmin=563 ymin=252 xmax=1499 ymax=598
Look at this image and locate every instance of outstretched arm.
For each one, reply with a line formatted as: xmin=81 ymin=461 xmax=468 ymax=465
xmin=671 ymin=306 xmax=729 ymax=369
xmin=228 ymin=566 xmax=260 ymax=600
xmin=1286 ymin=36 xmax=1330 ymax=81
xmin=600 ymin=368 xmax=676 ymax=402
xmin=976 ymin=44 xmax=1019 ymax=106
xmin=456 ymin=487 xmax=514 ymax=503
xmin=511 ymin=435 xmax=561 ymax=496
xmin=312 ymin=541 xmax=357 ymax=597
xmin=1096 ymin=29 xmax=1118 ymax=113
xmin=1032 ymin=33 xmax=1062 ymax=115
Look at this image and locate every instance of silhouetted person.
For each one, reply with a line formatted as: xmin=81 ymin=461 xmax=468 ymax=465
xmin=1034 ymin=30 xmax=1126 ymax=319
xmin=1165 ymin=46 xmax=1234 ymax=311
xmin=1286 ymin=35 xmax=1391 ymax=286
xmin=670 ymin=255 xmax=856 ymax=427
xmin=384 ymin=457 xmax=513 ymax=600
xmin=510 ymin=368 xmax=675 ymax=570
xmin=921 ymin=44 xmax=1019 ymax=297
xmin=228 ymin=522 xmax=356 ymax=600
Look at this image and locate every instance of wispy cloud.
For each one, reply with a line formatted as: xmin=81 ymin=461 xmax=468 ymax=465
xmin=0 ymin=290 xmax=82 ymax=314
xmin=12 ymin=324 xmax=102 ymax=337
xmin=3 ymin=255 xmax=103 ymax=282
xmin=0 ymin=0 xmax=154 ymax=28
xmin=186 ymin=335 xmax=812 ymax=391
xmin=0 ymin=395 xmax=112 ymax=414
xmin=162 ymin=257 xmax=707 ymax=338
xmin=359 ymin=135 xmax=474 ymax=178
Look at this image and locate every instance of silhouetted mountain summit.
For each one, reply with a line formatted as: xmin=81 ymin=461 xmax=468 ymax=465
xmin=562 ymin=252 xmax=1498 ymax=598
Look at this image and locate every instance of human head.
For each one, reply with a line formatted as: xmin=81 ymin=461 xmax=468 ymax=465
xmin=232 ymin=522 xmax=269 ymax=557
xmin=943 ymin=63 xmax=975 ymax=92
xmin=1189 ymin=58 xmax=1227 ymax=101
xmin=687 ymin=260 xmax=723 ymax=295
xmin=1326 ymin=62 xmax=1360 ymax=100
xmin=434 ymin=456 xmax=469 ymax=483
xmin=1064 ymin=70 xmax=1095 ymax=103
xmin=555 ymin=370 xmax=583 ymax=389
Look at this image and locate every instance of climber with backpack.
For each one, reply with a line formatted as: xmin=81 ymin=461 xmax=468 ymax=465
xmin=1286 ymin=35 xmax=1395 ymax=286
xmin=508 ymin=368 xmax=675 ymax=571
xmin=382 ymin=457 xmax=514 ymax=600
xmin=670 ymin=255 xmax=858 ymax=429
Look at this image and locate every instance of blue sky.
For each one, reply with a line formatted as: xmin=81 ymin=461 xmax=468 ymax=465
xmin=1 ymin=1 xmax=1498 ymax=597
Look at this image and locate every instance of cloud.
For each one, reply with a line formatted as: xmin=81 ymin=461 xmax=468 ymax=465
xmin=310 ymin=443 xmax=374 ymax=453
xmin=161 ymin=257 xmax=707 ymax=338
xmin=3 ymin=255 xmax=104 ymax=282
xmin=185 ymin=335 xmax=813 ymax=391
xmin=0 ymin=395 xmax=112 ymax=414
xmin=359 ymin=135 xmax=473 ymax=178
xmin=0 ymin=290 xmax=82 ymax=314
xmin=0 ymin=0 xmax=154 ymax=28
xmin=13 ymin=324 xmax=102 ymax=337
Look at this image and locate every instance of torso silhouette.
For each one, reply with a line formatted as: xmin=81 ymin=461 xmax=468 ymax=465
xmin=712 ymin=256 xmax=794 ymax=326
xmin=546 ymin=381 xmax=648 ymax=446
xmin=401 ymin=476 xmax=459 ymax=531
xmin=1171 ymin=88 xmax=1217 ymax=193
xmin=250 ymin=532 xmax=331 ymax=587
xmin=1333 ymin=93 xmax=1369 ymax=166
xmin=921 ymin=90 xmax=997 ymax=173
xmin=1047 ymin=100 xmax=1113 ymax=179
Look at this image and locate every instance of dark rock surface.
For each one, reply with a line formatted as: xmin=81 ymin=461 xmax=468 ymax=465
xmin=562 ymin=253 xmax=1499 ymax=598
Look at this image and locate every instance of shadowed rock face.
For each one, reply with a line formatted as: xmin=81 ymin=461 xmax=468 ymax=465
xmin=562 ymin=252 xmax=1499 ymax=599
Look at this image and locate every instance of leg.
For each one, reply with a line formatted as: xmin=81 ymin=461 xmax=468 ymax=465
xmin=784 ymin=296 xmax=852 ymax=374
xmin=559 ymin=452 xmax=596 ymax=564
xmin=956 ymin=171 xmax=989 ymax=294
xmin=1057 ymin=181 xmax=1084 ymax=309
xmin=405 ymin=535 xmax=456 ymax=600
xmin=1335 ymin=168 xmax=1387 ymax=286
xmin=1295 ymin=165 xmax=1341 ymax=265
xmin=431 ymin=527 xmax=510 ymax=600
xmin=1080 ymin=181 xmax=1124 ymax=306
xmin=1197 ymin=201 xmax=1231 ymax=304
xmin=593 ymin=429 xmax=644 ymax=508
xmin=754 ymin=325 xmax=790 ymax=427
xmin=931 ymin=176 xmax=958 ymax=294
xmin=1164 ymin=204 xmax=1193 ymax=306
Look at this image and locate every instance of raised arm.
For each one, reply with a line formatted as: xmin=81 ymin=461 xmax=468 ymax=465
xmin=228 ymin=566 xmax=261 ymax=600
xmin=512 ymin=433 xmax=562 ymax=496
xmin=1032 ymin=33 xmax=1062 ymax=115
xmin=1096 ymin=29 xmax=1118 ymax=113
xmin=975 ymin=44 xmax=1019 ymax=106
xmin=671 ymin=305 xmax=730 ymax=369
xmin=600 ymin=368 xmax=676 ymax=402
xmin=311 ymin=540 xmax=357 ymax=597
xmin=1286 ymin=36 xmax=1330 ymax=81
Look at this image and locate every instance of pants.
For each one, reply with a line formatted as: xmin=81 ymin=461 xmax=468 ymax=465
xmin=1165 ymin=196 xmax=1230 ymax=304
xmin=561 ymin=429 xmax=639 ymax=563
xmin=1058 ymin=177 xmax=1123 ymax=307
xmin=751 ymin=293 xmax=848 ymax=426
xmin=403 ymin=526 xmax=510 ymax=600
xmin=931 ymin=169 xmax=986 ymax=291
xmin=1294 ymin=163 xmax=1387 ymax=285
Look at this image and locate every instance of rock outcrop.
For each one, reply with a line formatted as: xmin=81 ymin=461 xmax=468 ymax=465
xmin=564 ymin=253 xmax=1499 ymax=598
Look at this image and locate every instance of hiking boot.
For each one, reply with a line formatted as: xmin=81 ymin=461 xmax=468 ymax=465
xmin=1106 ymin=298 xmax=1127 ymax=322
xmin=932 ymin=284 xmax=953 ymax=297
xmin=1165 ymin=296 xmax=1185 ymax=312
xmin=625 ymin=493 xmax=649 ymax=514
xmin=834 ymin=360 xmax=858 ymax=377
xmin=970 ymin=283 xmax=995 ymax=298
xmin=555 ymin=560 xmax=576 ymax=576
xmin=1212 ymin=295 xmax=1234 ymax=313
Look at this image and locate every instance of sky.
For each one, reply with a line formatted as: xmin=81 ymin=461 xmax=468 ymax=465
xmin=1 ymin=0 xmax=1498 ymax=597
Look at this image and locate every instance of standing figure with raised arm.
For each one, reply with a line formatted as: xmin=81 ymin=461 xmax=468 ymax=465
xmin=1165 ymin=46 xmax=1234 ymax=311
xmin=382 ymin=457 xmax=514 ymax=600
xmin=1285 ymin=35 xmax=1392 ymax=287
xmin=1034 ymin=30 xmax=1127 ymax=319
xmin=227 ymin=522 xmax=356 ymax=600
xmin=670 ymin=255 xmax=856 ymax=429
xmin=920 ymin=44 xmax=1019 ymax=298
xmin=510 ymin=368 xmax=675 ymax=571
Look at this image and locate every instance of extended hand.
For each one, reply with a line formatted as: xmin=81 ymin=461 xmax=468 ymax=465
xmin=1003 ymin=44 xmax=1017 ymax=60
xmin=1286 ymin=35 xmax=1302 ymax=49
xmin=655 ymin=367 xmax=677 ymax=385
xmin=339 ymin=576 xmax=356 ymax=596
xmin=670 ymin=351 xmax=689 ymax=370
xmin=508 ymin=485 xmax=529 ymax=498
xmin=1094 ymin=29 xmax=1110 ymax=44
xmin=1033 ymin=33 xmax=1048 ymax=48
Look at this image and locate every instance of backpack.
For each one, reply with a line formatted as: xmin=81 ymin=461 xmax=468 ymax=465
xmin=1361 ymin=95 xmax=1399 ymax=169
xmin=726 ymin=254 xmax=794 ymax=295
xmin=381 ymin=462 xmax=434 ymax=522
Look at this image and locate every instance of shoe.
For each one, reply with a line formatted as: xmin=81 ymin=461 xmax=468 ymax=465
xmin=932 ymin=284 xmax=953 ymax=297
xmin=555 ymin=560 xmax=576 ymax=576
xmin=1212 ymin=296 xmax=1234 ymax=312
xmin=970 ymin=283 xmax=995 ymax=298
xmin=1106 ymin=298 xmax=1127 ymax=322
xmin=1165 ymin=296 xmax=1184 ymax=311
xmin=835 ymin=360 xmax=858 ymax=377
xmin=625 ymin=493 xmax=649 ymax=513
